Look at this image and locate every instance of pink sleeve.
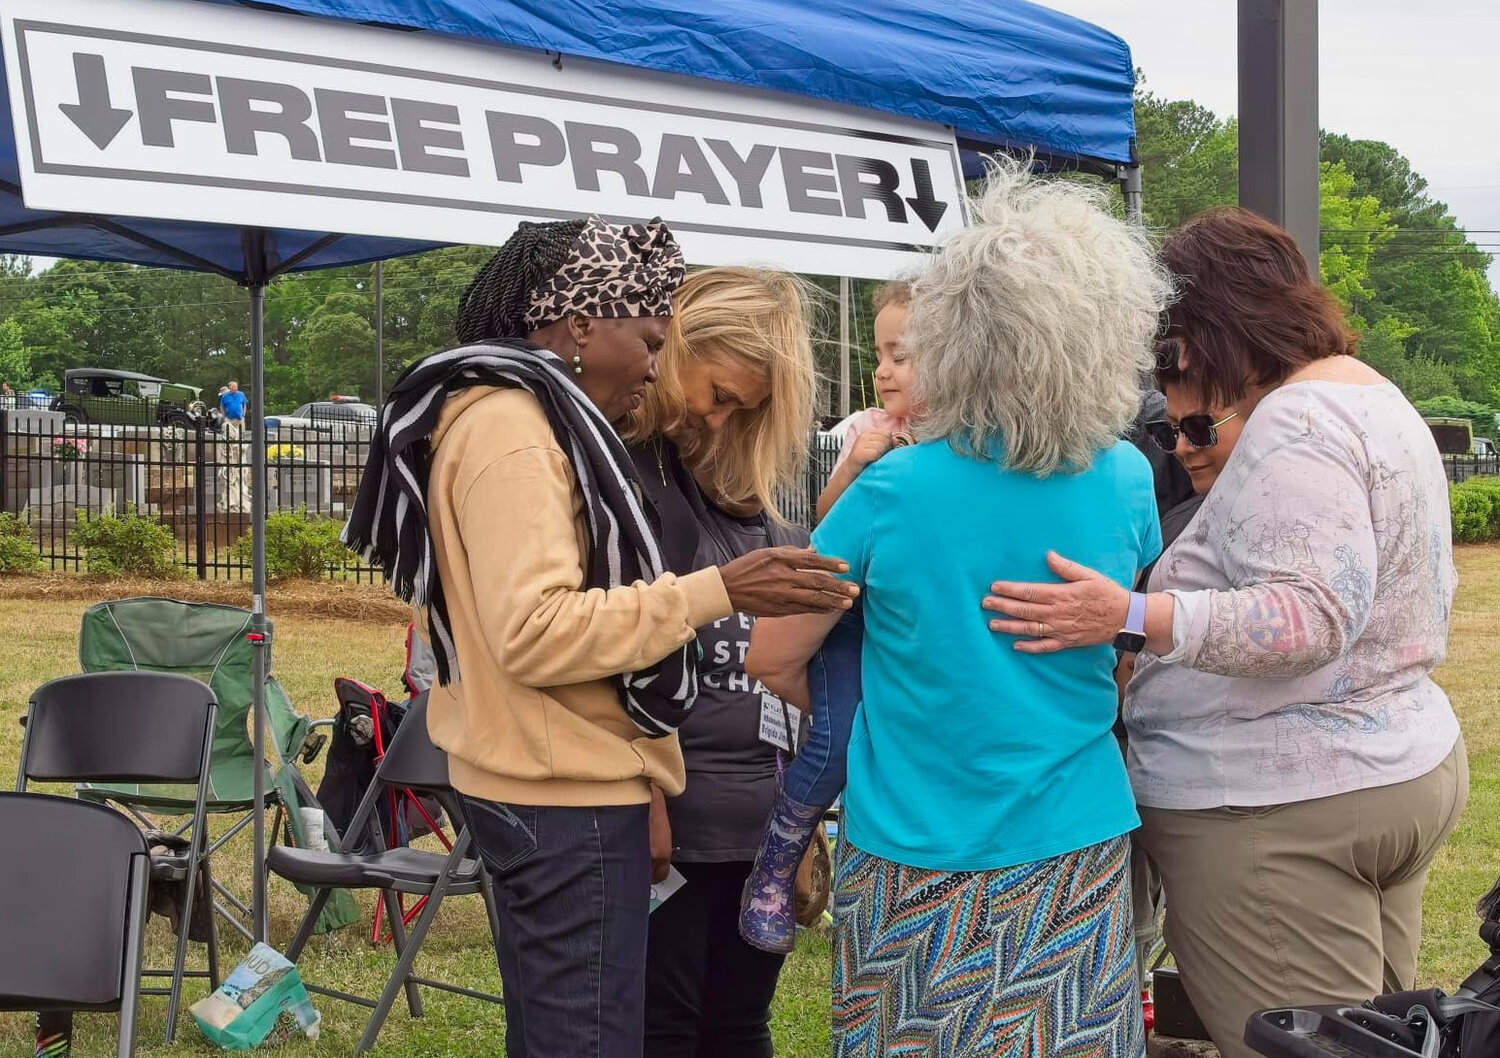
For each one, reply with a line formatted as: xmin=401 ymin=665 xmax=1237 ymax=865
xmin=831 ymin=410 xmax=877 ymax=474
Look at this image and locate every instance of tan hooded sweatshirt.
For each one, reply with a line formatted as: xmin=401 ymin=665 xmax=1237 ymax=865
xmin=423 ymin=386 xmax=733 ymax=806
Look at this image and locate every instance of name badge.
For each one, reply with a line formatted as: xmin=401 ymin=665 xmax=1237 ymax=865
xmin=758 ymin=691 xmax=802 ymax=752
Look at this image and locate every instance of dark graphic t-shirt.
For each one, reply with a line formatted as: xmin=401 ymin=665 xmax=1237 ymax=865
xmin=627 ymin=439 xmax=808 ymax=861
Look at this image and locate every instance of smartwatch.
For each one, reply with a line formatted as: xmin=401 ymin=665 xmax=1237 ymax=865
xmin=1112 ymin=591 xmax=1147 ymax=653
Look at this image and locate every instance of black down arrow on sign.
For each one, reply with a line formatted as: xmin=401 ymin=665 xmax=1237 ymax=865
xmin=60 ymin=53 xmax=133 ymax=150
xmin=905 ymin=158 xmax=949 ymax=232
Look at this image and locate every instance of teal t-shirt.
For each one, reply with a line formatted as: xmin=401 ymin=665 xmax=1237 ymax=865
xmin=811 ymin=437 xmax=1161 ymax=871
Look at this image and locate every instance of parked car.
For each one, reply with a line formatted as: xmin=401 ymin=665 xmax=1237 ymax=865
xmin=293 ymin=400 xmax=377 ymax=425
xmin=1474 ymin=437 xmax=1497 ymax=459
xmin=267 ymin=399 xmax=377 ymax=432
xmin=51 ymin=368 xmax=216 ymax=429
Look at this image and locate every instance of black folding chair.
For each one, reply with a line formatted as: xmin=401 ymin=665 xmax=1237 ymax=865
xmin=18 ymin=671 xmax=218 ymax=1043
xmin=0 ymin=792 xmax=152 ymax=1058
xmin=269 ymin=696 xmax=503 ymax=1054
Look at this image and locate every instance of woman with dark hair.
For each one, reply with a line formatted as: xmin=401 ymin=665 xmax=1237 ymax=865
xmin=344 ymin=217 xmax=856 ymax=1058
xmin=982 ymin=206 xmax=1468 ymax=1058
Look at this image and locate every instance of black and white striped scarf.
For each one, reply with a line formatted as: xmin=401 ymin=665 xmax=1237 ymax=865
xmin=342 ymin=341 xmax=696 ymax=737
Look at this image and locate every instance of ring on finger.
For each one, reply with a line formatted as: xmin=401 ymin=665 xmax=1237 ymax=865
xmin=1034 ymin=620 xmax=1045 ymax=638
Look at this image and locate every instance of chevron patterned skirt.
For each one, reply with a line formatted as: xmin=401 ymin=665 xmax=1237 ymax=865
xmin=831 ymin=835 xmax=1143 ymax=1058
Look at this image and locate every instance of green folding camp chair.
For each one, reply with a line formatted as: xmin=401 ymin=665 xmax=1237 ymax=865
xmin=76 ymin=597 xmax=358 ymax=938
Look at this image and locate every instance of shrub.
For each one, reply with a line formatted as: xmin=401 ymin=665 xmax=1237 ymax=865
xmin=1461 ymin=477 xmax=1500 ymax=530
xmin=0 ymin=513 xmax=40 ymax=573
xmin=1452 ymin=486 xmax=1491 ymax=543
xmin=73 ymin=504 xmax=179 ymax=577
xmin=233 ymin=509 xmax=354 ymax=579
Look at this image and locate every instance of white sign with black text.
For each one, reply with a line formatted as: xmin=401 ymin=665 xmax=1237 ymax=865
xmin=0 ymin=0 xmax=967 ymax=278
xmin=759 ymin=691 xmax=803 ymax=754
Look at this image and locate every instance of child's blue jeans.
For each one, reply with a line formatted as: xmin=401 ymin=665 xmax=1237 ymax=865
xmin=781 ymin=604 xmax=862 ymax=807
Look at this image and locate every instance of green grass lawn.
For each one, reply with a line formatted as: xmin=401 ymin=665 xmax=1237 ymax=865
xmin=1 ymin=544 xmax=1498 ymax=1055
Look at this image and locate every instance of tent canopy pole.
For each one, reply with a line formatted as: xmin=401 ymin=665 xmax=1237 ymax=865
xmin=243 ymin=229 xmax=271 ymax=944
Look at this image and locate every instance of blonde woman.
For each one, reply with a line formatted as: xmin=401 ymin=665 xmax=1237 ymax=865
xmin=747 ymin=159 xmax=1171 ymax=1057
xmin=620 ymin=267 xmax=821 ymax=1058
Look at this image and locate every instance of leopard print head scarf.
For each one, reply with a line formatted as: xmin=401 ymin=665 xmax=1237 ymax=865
xmin=523 ymin=216 xmax=685 ymax=329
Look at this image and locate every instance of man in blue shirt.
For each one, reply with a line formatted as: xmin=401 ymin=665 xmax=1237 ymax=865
xmin=219 ymin=380 xmax=247 ymax=431
xmin=217 ymin=380 xmax=250 ymax=512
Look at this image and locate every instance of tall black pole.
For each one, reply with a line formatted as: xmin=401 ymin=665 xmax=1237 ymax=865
xmin=1238 ymin=0 xmax=1320 ymax=270
xmin=374 ymin=260 xmax=384 ymax=407
xmin=249 ymin=277 xmax=269 ymax=943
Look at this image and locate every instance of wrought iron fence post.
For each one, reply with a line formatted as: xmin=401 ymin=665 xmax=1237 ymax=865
xmin=194 ymin=419 xmax=207 ymax=579
xmin=805 ymin=430 xmax=820 ymax=528
xmin=0 ymin=409 xmax=8 ymax=516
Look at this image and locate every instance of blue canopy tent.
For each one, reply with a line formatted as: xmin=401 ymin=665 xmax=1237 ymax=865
xmin=0 ymin=0 xmax=1137 ymax=942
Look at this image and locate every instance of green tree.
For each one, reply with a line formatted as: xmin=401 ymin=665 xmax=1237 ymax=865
xmin=1318 ymin=161 xmax=1392 ymax=311
xmin=0 ymin=318 xmax=31 ymax=389
xmin=1320 ymin=133 xmax=1499 ymax=403
xmin=1134 ymin=85 xmax=1238 ymax=230
xmin=298 ymin=291 xmax=376 ymax=400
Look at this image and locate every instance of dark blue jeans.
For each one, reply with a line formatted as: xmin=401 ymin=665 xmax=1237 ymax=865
xmin=460 ymin=797 xmax=651 ymax=1058
xmin=781 ymin=605 xmax=863 ymax=808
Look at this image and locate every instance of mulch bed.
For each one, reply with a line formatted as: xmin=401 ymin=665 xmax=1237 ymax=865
xmin=0 ymin=572 xmax=411 ymax=623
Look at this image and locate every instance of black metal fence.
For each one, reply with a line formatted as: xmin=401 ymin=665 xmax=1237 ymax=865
xmin=777 ymin=431 xmax=844 ymax=528
xmin=1446 ymin=456 xmax=1500 ymax=484
xmin=1 ymin=405 xmax=848 ymax=580
xmin=0 ymin=405 xmax=380 ymax=581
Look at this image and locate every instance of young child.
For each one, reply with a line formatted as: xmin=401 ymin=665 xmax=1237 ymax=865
xmin=813 ymin=282 xmax=916 ymax=522
xmin=739 ymin=278 xmax=914 ymax=954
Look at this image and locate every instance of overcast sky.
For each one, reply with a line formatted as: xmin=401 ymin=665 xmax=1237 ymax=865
xmin=1047 ymin=0 xmax=1500 ymax=283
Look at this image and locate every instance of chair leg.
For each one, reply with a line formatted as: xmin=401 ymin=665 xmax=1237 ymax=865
xmin=119 ymin=857 xmax=151 ymax=1058
xmin=212 ymin=876 xmax=251 ymax=915
xmin=357 ymin=879 xmax=453 ymax=1055
xmin=285 ymin=887 xmax=333 ymax=963
xmin=382 ymin=889 xmax=424 ymax=1019
xmin=480 ymin=865 xmax=505 ymax=958
xmin=202 ymin=855 xmax=222 ymax=990
xmin=163 ymin=838 xmax=206 ymax=1042
xmin=162 ymin=904 xmax=193 ymax=1042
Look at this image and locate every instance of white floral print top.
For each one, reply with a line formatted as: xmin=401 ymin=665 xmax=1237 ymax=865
xmin=1127 ymin=380 xmax=1461 ymax=809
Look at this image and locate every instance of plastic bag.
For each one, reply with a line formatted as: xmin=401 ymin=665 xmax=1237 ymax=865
xmin=190 ymin=943 xmax=320 ymax=1050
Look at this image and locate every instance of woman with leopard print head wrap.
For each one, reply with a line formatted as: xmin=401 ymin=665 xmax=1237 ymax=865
xmin=344 ymin=216 xmax=855 ymax=1058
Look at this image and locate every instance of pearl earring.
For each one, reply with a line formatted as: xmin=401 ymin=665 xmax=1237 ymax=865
xmin=572 ymin=347 xmax=583 ymax=375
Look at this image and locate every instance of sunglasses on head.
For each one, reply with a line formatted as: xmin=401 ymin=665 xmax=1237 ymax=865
xmin=1144 ymin=412 xmax=1237 ymax=452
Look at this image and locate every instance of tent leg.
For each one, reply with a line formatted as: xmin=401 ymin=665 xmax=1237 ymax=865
xmin=374 ymin=260 xmax=385 ymax=408
xmin=837 ymin=276 xmax=851 ymax=418
xmin=249 ymin=279 xmax=270 ymax=944
xmin=1118 ymin=164 xmax=1143 ymax=224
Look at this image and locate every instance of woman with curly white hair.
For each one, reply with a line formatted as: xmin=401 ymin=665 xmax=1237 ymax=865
xmin=746 ymin=158 xmax=1171 ymax=1057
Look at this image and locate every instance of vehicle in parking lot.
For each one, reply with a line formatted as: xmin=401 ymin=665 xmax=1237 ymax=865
xmin=267 ymin=399 xmax=378 ymax=431
xmin=294 ymin=400 xmax=377 ymax=425
xmin=51 ymin=368 xmax=216 ymax=429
